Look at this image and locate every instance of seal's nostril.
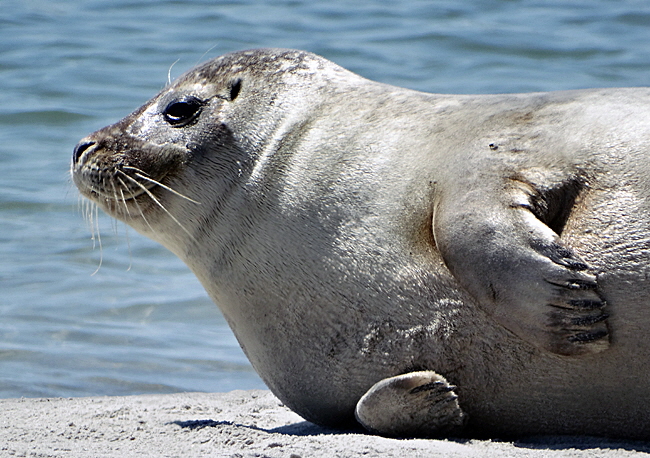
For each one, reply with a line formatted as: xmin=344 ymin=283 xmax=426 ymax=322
xmin=73 ymin=140 xmax=96 ymax=164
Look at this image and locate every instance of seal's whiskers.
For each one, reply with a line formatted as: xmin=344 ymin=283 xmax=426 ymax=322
xmin=117 ymin=175 xmax=157 ymax=236
xmin=123 ymin=166 xmax=201 ymax=205
xmin=109 ymin=180 xmax=130 ymax=220
xmin=112 ymin=180 xmax=131 ymax=217
xmin=118 ymin=171 xmax=195 ymax=239
xmin=134 ymin=173 xmax=201 ymax=204
xmin=118 ymin=188 xmax=131 ymax=216
xmin=80 ymin=197 xmax=100 ymax=251
xmin=90 ymin=202 xmax=103 ymax=275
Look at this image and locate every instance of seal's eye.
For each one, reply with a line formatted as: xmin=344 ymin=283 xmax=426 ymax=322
xmin=163 ymin=96 xmax=204 ymax=127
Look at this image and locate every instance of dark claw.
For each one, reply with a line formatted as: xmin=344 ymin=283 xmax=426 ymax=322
xmin=551 ymin=245 xmax=574 ymax=259
xmin=571 ymin=313 xmax=609 ymax=326
xmin=410 ymin=381 xmax=451 ymax=395
xmin=557 ymin=258 xmax=589 ymax=270
xmin=569 ymin=299 xmax=605 ymax=309
xmin=568 ymin=329 xmax=609 ymax=343
xmin=566 ymin=279 xmax=598 ymax=290
xmin=546 ymin=278 xmax=598 ymax=290
xmin=540 ymin=243 xmax=589 ymax=270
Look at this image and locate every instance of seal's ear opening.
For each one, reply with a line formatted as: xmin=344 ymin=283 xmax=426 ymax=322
xmin=229 ymin=79 xmax=242 ymax=101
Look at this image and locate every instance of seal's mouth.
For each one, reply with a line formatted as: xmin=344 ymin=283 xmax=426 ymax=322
xmin=73 ymin=162 xmax=159 ymax=204
xmin=72 ymin=135 xmax=199 ymax=239
xmin=72 ymin=139 xmax=170 ymax=213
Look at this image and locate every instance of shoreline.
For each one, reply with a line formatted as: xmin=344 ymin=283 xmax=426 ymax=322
xmin=2 ymin=390 xmax=648 ymax=457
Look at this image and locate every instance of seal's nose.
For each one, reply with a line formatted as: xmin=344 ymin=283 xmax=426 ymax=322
xmin=73 ymin=139 xmax=96 ymax=165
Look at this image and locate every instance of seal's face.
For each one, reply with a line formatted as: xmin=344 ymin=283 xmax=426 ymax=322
xmin=72 ymin=49 xmax=328 ymax=249
xmin=72 ymin=64 xmax=256 ymax=251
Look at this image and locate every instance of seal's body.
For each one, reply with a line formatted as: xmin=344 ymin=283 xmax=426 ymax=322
xmin=73 ymin=49 xmax=650 ymax=438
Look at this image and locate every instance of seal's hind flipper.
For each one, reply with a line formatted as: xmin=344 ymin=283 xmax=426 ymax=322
xmin=433 ymin=170 xmax=609 ymax=356
xmin=355 ymin=371 xmax=467 ymax=437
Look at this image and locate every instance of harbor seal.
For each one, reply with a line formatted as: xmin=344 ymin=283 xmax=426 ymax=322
xmin=72 ymin=49 xmax=650 ymax=439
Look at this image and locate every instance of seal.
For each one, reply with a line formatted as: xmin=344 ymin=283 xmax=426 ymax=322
xmin=72 ymin=49 xmax=650 ymax=439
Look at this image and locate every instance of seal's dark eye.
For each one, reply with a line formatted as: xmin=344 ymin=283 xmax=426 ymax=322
xmin=163 ymin=97 xmax=204 ymax=126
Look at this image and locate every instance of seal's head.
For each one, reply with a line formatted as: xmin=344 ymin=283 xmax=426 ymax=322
xmin=72 ymin=48 xmax=347 ymax=253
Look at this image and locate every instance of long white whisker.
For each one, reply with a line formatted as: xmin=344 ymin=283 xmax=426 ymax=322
xmin=168 ymin=58 xmax=180 ymax=85
xmin=91 ymin=203 xmax=103 ymax=276
xmin=76 ymin=192 xmax=103 ymax=273
xmin=107 ymin=180 xmax=120 ymax=235
xmin=113 ymin=179 xmax=131 ymax=217
xmin=112 ymin=182 xmax=133 ymax=272
xmin=117 ymin=176 xmax=157 ymax=235
xmin=88 ymin=199 xmax=97 ymax=249
xmin=122 ymin=165 xmax=148 ymax=175
xmin=118 ymin=188 xmax=131 ymax=217
xmin=78 ymin=194 xmax=89 ymax=227
xmin=120 ymin=172 xmax=195 ymax=240
xmin=122 ymin=166 xmax=200 ymax=205
xmin=136 ymin=173 xmax=200 ymax=204
xmin=87 ymin=201 xmax=96 ymax=241
xmin=123 ymin=221 xmax=133 ymax=272
xmin=195 ymin=44 xmax=218 ymax=67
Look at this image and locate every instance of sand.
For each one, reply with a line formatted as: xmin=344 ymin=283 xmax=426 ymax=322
xmin=2 ymin=390 xmax=649 ymax=457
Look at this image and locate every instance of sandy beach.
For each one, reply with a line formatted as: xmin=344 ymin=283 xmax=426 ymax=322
xmin=2 ymin=389 xmax=649 ymax=457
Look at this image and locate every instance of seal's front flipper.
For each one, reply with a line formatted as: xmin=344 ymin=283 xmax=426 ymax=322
xmin=434 ymin=173 xmax=609 ymax=356
xmin=355 ymin=371 xmax=467 ymax=437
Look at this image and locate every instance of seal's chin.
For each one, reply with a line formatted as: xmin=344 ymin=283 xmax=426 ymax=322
xmin=76 ymin=179 xmax=148 ymax=222
xmin=75 ymin=167 xmax=171 ymax=219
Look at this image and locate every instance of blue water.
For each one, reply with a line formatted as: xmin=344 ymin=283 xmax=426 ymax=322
xmin=1 ymin=0 xmax=650 ymax=399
